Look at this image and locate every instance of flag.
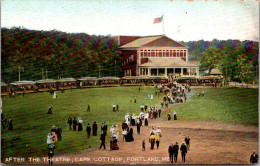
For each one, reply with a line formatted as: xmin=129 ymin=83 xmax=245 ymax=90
xmin=153 ymin=15 xmax=163 ymax=24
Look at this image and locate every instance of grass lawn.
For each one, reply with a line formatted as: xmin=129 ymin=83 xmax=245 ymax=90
xmin=1 ymin=86 xmax=258 ymax=160
xmin=1 ymin=86 xmax=161 ymax=159
xmin=167 ymin=87 xmax=259 ymax=125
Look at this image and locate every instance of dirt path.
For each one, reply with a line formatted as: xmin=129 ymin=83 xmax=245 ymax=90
xmin=36 ymin=118 xmax=258 ymax=165
xmin=37 ymin=112 xmax=258 ymax=164
xmin=30 ymin=88 xmax=258 ymax=165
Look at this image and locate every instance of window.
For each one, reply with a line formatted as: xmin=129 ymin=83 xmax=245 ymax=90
xmin=173 ymin=50 xmax=177 ymax=57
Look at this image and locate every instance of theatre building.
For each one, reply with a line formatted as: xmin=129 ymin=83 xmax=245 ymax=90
xmin=111 ymin=35 xmax=200 ymax=78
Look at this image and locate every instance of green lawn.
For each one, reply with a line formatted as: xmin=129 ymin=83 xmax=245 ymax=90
xmin=167 ymin=87 xmax=259 ymax=125
xmin=1 ymin=86 xmax=160 ymax=159
xmin=1 ymin=86 xmax=258 ymax=160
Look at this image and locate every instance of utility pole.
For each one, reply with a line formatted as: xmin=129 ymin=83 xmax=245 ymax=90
xmin=114 ymin=60 xmax=116 ymax=76
xmin=45 ymin=70 xmax=49 ymax=79
xmin=98 ymin=65 xmax=101 ymax=78
xmin=41 ymin=67 xmax=45 ymax=80
xmin=18 ymin=65 xmax=21 ymax=81
xmin=18 ymin=65 xmax=24 ymax=81
xmin=110 ymin=63 xmax=112 ymax=76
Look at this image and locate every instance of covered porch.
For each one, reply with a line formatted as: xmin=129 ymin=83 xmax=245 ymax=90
xmin=138 ymin=67 xmax=199 ymax=78
xmin=138 ymin=57 xmax=200 ymax=78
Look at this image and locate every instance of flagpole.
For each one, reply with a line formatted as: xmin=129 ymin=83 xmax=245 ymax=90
xmin=162 ymin=16 xmax=164 ymax=35
xmin=162 ymin=14 xmax=165 ymax=35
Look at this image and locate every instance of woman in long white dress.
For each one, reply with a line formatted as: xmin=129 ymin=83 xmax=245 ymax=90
xmin=47 ymin=133 xmax=53 ymax=145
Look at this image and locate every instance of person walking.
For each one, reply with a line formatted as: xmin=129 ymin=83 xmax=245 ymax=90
xmin=155 ymin=133 xmax=160 ymax=149
xmin=174 ymin=111 xmax=177 ymax=120
xmin=142 ymin=140 xmax=145 ymax=151
xmin=8 ymin=119 xmax=13 ymax=130
xmin=161 ymin=102 xmax=164 ymax=108
xmin=168 ymin=143 xmax=174 ymax=163
xmin=137 ymin=122 xmax=140 ymax=134
xmin=86 ymin=123 xmax=91 ymax=138
xmin=72 ymin=117 xmax=77 ymax=131
xmin=112 ymin=104 xmax=116 ymax=112
xmin=56 ymin=125 xmax=62 ymax=141
xmin=68 ymin=117 xmax=72 ymax=131
xmin=48 ymin=149 xmax=54 ymax=165
xmin=250 ymin=152 xmax=259 ymax=164
xmin=173 ymin=142 xmax=179 ymax=163
xmin=167 ymin=113 xmax=171 ymax=120
xmin=180 ymin=143 xmax=187 ymax=162
xmin=149 ymin=133 xmax=156 ymax=150
xmin=99 ymin=132 xmax=106 ymax=150
xmin=47 ymin=105 xmax=53 ymax=114
xmin=92 ymin=122 xmax=98 ymax=136
xmin=87 ymin=105 xmax=90 ymax=112
xmin=185 ymin=136 xmax=190 ymax=150
xmin=158 ymin=109 xmax=161 ymax=118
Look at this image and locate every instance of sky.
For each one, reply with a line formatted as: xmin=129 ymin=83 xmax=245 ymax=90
xmin=1 ymin=0 xmax=259 ymax=42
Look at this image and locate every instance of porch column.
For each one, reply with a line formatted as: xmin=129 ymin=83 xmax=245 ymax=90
xmin=189 ymin=68 xmax=191 ymax=76
xmin=165 ymin=68 xmax=167 ymax=77
xmin=173 ymin=68 xmax=175 ymax=79
xmin=181 ymin=68 xmax=183 ymax=76
xmin=138 ymin=68 xmax=141 ymax=76
xmin=157 ymin=68 xmax=159 ymax=76
xmin=148 ymin=68 xmax=150 ymax=76
xmin=196 ymin=68 xmax=199 ymax=78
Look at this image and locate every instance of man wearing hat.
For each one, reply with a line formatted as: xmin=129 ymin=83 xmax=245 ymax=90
xmin=173 ymin=142 xmax=179 ymax=162
xmin=86 ymin=123 xmax=91 ymax=138
xmin=168 ymin=143 xmax=175 ymax=163
xmin=250 ymin=152 xmax=259 ymax=164
xmin=180 ymin=143 xmax=187 ymax=162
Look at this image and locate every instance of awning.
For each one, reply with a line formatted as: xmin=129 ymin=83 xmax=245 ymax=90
xmin=57 ymin=78 xmax=76 ymax=82
xmin=77 ymin=77 xmax=98 ymax=81
xmin=35 ymin=79 xmax=57 ymax=84
xmin=121 ymin=76 xmax=149 ymax=80
xmin=10 ymin=81 xmax=36 ymax=86
xmin=139 ymin=57 xmax=199 ymax=67
xmin=98 ymin=77 xmax=120 ymax=81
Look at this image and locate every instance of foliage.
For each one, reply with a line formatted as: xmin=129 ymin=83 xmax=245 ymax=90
xmin=1 ymin=27 xmax=122 ymax=82
xmin=181 ymin=39 xmax=259 ymax=83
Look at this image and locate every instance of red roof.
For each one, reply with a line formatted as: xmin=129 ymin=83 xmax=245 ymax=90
xmin=119 ymin=35 xmax=187 ymax=48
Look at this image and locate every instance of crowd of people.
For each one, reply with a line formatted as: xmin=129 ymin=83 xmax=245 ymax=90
xmin=46 ymin=125 xmax=62 ymax=165
xmin=39 ymin=81 xmax=258 ymax=165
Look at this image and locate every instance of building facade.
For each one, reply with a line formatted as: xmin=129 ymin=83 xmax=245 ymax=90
xmin=111 ymin=35 xmax=200 ymax=78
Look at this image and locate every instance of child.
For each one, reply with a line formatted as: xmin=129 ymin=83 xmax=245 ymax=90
xmin=142 ymin=140 xmax=145 ymax=151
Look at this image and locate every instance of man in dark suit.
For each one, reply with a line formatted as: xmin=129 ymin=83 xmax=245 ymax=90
xmin=104 ymin=122 xmax=108 ymax=132
xmin=158 ymin=109 xmax=161 ymax=118
xmin=168 ymin=143 xmax=175 ymax=163
xmin=250 ymin=152 xmax=259 ymax=164
xmin=180 ymin=143 xmax=187 ymax=162
xmin=68 ymin=117 xmax=72 ymax=131
xmin=173 ymin=142 xmax=179 ymax=163
xmin=86 ymin=123 xmax=91 ymax=138
xmin=72 ymin=117 xmax=77 ymax=131
xmin=99 ymin=132 xmax=106 ymax=150
xmin=185 ymin=136 xmax=190 ymax=150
